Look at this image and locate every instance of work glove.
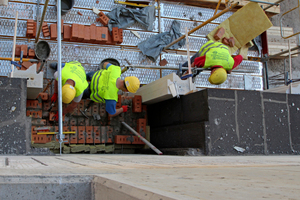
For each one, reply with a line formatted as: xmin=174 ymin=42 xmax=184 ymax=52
xmin=193 ymin=56 xmax=206 ymax=68
xmin=51 ymin=93 xmax=58 ymax=104
xmin=122 ymin=105 xmax=128 ymax=113
xmin=52 ymin=111 xmax=64 ymax=122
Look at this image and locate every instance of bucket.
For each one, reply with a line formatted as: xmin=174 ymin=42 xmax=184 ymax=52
xmin=35 ymin=41 xmax=51 ymax=73
xmin=99 ymin=58 xmax=120 ymax=70
xmin=59 ymin=0 xmax=74 ymax=16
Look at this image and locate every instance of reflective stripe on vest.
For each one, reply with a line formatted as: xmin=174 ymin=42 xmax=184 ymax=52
xmin=198 ymin=40 xmax=234 ymax=71
xmin=59 ymin=61 xmax=89 ymax=97
xmin=90 ymin=65 xmax=121 ymax=103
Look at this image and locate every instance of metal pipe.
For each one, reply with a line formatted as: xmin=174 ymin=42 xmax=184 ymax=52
xmin=121 ymin=122 xmax=163 ymax=155
xmin=157 ymin=0 xmax=161 ymax=33
xmin=185 ymin=27 xmax=193 ymax=90
xmin=264 ymin=59 xmax=269 ymax=89
xmin=213 ymin=0 xmax=222 ymax=16
xmin=35 ymin=0 xmax=49 ymax=43
xmin=0 ymin=57 xmax=39 ymax=62
xmin=126 ymin=64 xmax=204 ymax=71
xmin=163 ymin=2 xmax=239 ymax=50
xmin=263 ymin=0 xmax=284 ymax=10
xmin=11 ymin=11 xmax=18 ymax=76
xmin=57 ymin=0 xmax=63 ymax=155
xmin=288 ymin=40 xmax=292 ymax=93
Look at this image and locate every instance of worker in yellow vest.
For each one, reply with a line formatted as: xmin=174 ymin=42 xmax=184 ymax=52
xmin=82 ymin=62 xmax=140 ymax=117
xmin=50 ymin=61 xmax=89 ymax=121
xmin=182 ymin=40 xmax=243 ymax=85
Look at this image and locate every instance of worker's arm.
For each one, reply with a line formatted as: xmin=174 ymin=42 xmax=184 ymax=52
xmin=106 ymin=100 xmax=128 ymax=118
xmin=108 ymin=107 xmax=124 ymax=118
xmin=228 ymin=55 xmax=243 ymax=74
xmin=63 ymin=93 xmax=83 ymax=115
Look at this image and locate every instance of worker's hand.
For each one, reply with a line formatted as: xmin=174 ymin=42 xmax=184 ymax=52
xmin=52 ymin=112 xmax=64 ymax=122
xmin=51 ymin=93 xmax=58 ymax=103
xmin=122 ymin=105 xmax=128 ymax=113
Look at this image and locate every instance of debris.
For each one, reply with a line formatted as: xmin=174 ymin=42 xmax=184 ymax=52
xmin=131 ymin=30 xmax=140 ymax=39
xmin=214 ymin=27 xmax=225 ymax=41
xmin=193 ymin=21 xmax=198 ymax=26
xmin=92 ymin=7 xmax=100 ymax=15
xmin=10 ymin=106 xmax=16 ymax=112
xmin=77 ymin=11 xmax=83 ymax=16
xmin=222 ymin=37 xmax=229 ymax=45
xmin=159 ymin=59 xmax=168 ymax=66
xmin=198 ymin=12 xmax=202 ymax=17
xmin=228 ymin=37 xmax=235 ymax=47
xmin=96 ymin=0 xmax=99 ymax=3
xmin=233 ymin=146 xmax=245 ymax=153
xmin=88 ymin=16 xmax=90 ymax=20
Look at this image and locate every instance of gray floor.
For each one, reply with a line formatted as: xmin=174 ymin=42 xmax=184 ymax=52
xmin=1 ymin=155 xmax=300 ymax=200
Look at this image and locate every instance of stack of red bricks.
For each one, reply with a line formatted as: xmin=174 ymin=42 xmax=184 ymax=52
xmin=213 ymin=27 xmax=235 ymax=47
xmin=26 ymin=16 xmax=123 ymax=45
xmin=29 ymin=93 xmax=146 ymax=147
xmin=14 ymin=44 xmax=41 ymax=71
xmin=26 ymin=19 xmax=37 ymax=38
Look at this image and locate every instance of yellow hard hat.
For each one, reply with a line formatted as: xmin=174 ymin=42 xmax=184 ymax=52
xmin=208 ymin=68 xmax=227 ymax=85
xmin=62 ymin=84 xmax=76 ymax=104
xmin=124 ymin=76 xmax=140 ymax=93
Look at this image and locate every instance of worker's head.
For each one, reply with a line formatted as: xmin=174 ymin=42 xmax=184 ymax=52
xmin=124 ymin=76 xmax=140 ymax=93
xmin=62 ymin=84 xmax=76 ymax=104
xmin=208 ymin=67 xmax=227 ymax=85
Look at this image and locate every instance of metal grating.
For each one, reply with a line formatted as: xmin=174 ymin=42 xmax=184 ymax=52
xmin=161 ymin=18 xmax=218 ymax=37
xmin=121 ymin=68 xmax=160 ymax=84
xmin=0 ymin=2 xmax=37 ymax=20
xmin=161 ymin=2 xmax=233 ymax=23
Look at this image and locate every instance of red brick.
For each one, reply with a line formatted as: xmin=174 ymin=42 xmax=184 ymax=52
xmin=49 ymin=111 xmax=56 ymax=121
xmin=136 ymin=118 xmax=146 ymax=134
xmin=107 ymin=126 xmax=113 ymax=143
xmin=106 ymin=31 xmax=114 ymax=45
xmin=43 ymin=102 xmax=51 ymax=111
xmin=78 ymin=126 xmax=85 ymax=144
xmin=159 ymin=59 xmax=168 ymax=66
xmin=15 ymin=45 xmax=21 ymax=57
xmin=142 ymin=105 xmax=147 ymax=121
xmin=69 ymin=118 xmax=77 ymax=126
xmin=118 ymin=28 xmax=123 ymax=44
xmin=214 ymin=27 xmax=225 ymax=41
xmin=98 ymin=11 xmax=109 ymax=26
xmin=20 ymin=45 xmax=28 ymax=57
xmin=50 ymin=24 xmax=57 ymax=40
xmin=63 ymin=25 xmax=71 ymax=41
xmin=63 ymin=127 xmax=70 ymax=144
xmin=228 ymin=37 xmax=235 ymax=47
xmin=42 ymin=22 xmax=50 ymax=37
xmin=71 ymin=24 xmax=79 ymax=41
xmin=132 ymin=95 xmax=142 ymax=113
xmin=31 ymin=119 xmax=47 ymax=126
xmin=112 ymin=27 xmax=119 ymax=43
xmin=28 ymin=49 xmax=35 ymax=58
xmin=77 ymin=100 xmax=85 ymax=115
xmin=43 ymin=31 xmax=50 ymax=37
xmin=26 ymin=100 xmax=42 ymax=109
xmin=92 ymin=104 xmax=99 ymax=115
xmin=222 ymin=37 xmax=229 ymax=46
xmin=37 ymin=92 xmax=49 ymax=101
xmin=22 ymin=62 xmax=33 ymax=69
xmin=132 ymin=136 xmax=145 ymax=144
xmin=77 ymin=24 xmax=85 ymax=42
xmin=26 ymin=110 xmax=42 ymax=118
xmin=78 ymin=118 xmax=89 ymax=126
xmin=60 ymin=20 xmax=64 ymax=33
xmin=115 ymin=135 xmax=132 ymax=144
xmin=70 ymin=126 xmax=78 ymax=144
xmin=32 ymin=135 xmax=48 ymax=144
xmin=86 ymin=126 xmax=93 ymax=144
xmin=31 ymin=126 xmax=37 ymax=135
xmin=77 ymin=11 xmax=83 ymax=16
xmin=94 ymin=126 xmax=101 ymax=144
xmin=99 ymin=104 xmax=106 ymax=118
xmin=90 ymin=24 xmax=96 ymax=43
xmin=83 ymin=26 xmax=91 ymax=43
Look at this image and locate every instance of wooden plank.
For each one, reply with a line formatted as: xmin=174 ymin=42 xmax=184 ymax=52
xmin=163 ymin=0 xmax=280 ymax=16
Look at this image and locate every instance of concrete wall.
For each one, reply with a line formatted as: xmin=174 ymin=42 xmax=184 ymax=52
xmin=0 ymin=77 xmax=31 ymax=154
xmin=148 ymin=89 xmax=300 ymax=155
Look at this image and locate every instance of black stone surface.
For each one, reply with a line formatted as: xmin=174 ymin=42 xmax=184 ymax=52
xmin=207 ymin=89 xmax=235 ymax=99
xmin=264 ymin=101 xmax=292 ymax=154
xmin=150 ymin=122 xmax=205 ymax=149
xmin=0 ymin=77 xmax=31 ymax=155
xmin=236 ymin=90 xmax=264 ymax=154
xmin=288 ymin=94 xmax=300 ymax=152
xmin=206 ymin=99 xmax=238 ymax=155
xmin=263 ymin=92 xmax=287 ymax=102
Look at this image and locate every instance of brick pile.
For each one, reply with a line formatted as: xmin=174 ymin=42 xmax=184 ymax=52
xmin=28 ymin=92 xmax=147 ymax=153
xmin=26 ymin=17 xmax=123 ymax=45
xmin=213 ymin=27 xmax=235 ymax=47
xmin=14 ymin=44 xmax=41 ymax=71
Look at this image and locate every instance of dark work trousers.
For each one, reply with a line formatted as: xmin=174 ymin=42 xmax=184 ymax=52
xmin=82 ymin=71 xmax=97 ymax=99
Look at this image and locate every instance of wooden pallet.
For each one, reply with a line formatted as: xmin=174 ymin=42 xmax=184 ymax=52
xmin=267 ymin=26 xmax=298 ymax=58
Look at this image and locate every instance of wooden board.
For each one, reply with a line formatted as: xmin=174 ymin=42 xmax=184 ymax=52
xmin=267 ymin=26 xmax=298 ymax=58
xmin=162 ymin=0 xmax=280 ymax=17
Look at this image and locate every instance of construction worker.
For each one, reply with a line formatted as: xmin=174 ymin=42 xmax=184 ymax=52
xmin=182 ymin=40 xmax=243 ymax=85
xmin=50 ymin=61 xmax=89 ymax=121
xmin=82 ymin=62 xmax=140 ymax=117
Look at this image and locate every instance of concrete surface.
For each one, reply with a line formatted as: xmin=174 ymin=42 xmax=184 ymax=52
xmin=0 ymin=155 xmax=299 ymax=200
xmin=0 ymin=77 xmax=31 ymax=154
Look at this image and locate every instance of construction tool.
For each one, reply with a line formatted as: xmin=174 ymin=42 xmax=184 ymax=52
xmin=80 ymin=101 xmax=94 ymax=119
xmin=0 ymin=57 xmax=39 ymax=62
xmin=42 ymin=79 xmax=54 ymax=93
xmin=121 ymin=121 xmax=163 ymax=155
xmin=48 ymin=102 xmax=55 ymax=112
